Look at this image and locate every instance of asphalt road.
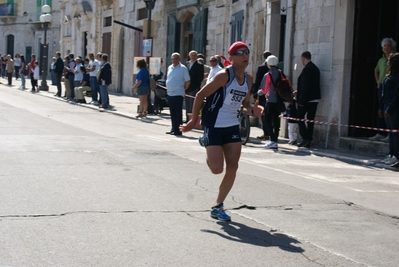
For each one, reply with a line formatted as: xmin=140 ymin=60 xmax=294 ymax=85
xmin=0 ymin=85 xmax=398 ymax=267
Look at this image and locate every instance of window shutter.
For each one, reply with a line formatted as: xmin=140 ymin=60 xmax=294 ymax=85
xmin=193 ymin=8 xmax=208 ymax=54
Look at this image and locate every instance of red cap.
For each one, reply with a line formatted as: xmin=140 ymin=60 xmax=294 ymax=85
xmin=228 ymin=41 xmax=249 ymax=56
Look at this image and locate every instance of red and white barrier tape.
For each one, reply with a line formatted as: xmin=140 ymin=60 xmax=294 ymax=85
xmin=280 ymin=116 xmax=399 ymax=133
xmin=155 ymin=83 xmax=200 ymax=100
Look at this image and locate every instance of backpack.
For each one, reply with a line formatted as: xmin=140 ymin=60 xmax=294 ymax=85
xmin=269 ymin=70 xmax=293 ymax=102
xmin=149 ymin=77 xmax=157 ymax=90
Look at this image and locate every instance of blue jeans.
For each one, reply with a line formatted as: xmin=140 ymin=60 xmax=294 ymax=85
xmin=1 ymin=67 xmax=5 ymax=78
xmin=90 ymin=76 xmax=98 ymax=101
xmin=51 ymin=70 xmax=57 ymax=85
xmin=99 ymin=84 xmax=109 ymax=107
xmin=68 ymin=75 xmax=75 ymax=98
xmin=21 ymin=73 xmax=26 ymax=88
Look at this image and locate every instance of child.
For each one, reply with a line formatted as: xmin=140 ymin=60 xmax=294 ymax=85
xmin=285 ymin=91 xmax=299 ymax=145
xmin=33 ymin=61 xmax=40 ymax=92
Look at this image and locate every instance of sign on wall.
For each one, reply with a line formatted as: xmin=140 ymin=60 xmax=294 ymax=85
xmin=176 ymin=0 xmax=199 ymax=9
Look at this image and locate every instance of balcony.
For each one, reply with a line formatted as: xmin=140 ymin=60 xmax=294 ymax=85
xmin=0 ymin=3 xmax=16 ymax=17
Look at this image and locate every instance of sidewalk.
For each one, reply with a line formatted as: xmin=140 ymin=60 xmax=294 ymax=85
xmin=2 ymin=77 xmax=397 ymax=171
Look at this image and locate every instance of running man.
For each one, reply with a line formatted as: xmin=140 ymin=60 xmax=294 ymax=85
xmin=180 ymin=42 xmax=264 ymax=221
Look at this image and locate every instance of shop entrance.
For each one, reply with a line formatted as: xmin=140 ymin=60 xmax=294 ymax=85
xmin=349 ymin=0 xmax=399 ymax=137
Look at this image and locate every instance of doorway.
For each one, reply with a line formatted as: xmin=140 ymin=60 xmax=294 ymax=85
xmin=349 ymin=0 xmax=399 ymax=137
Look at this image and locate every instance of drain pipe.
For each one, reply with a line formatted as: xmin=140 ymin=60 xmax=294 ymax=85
xmin=324 ymin=1 xmax=341 ymax=149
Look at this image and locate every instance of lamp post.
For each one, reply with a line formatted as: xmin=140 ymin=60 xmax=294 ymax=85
xmin=39 ymin=5 xmax=52 ymax=91
xmin=143 ymin=0 xmax=156 ymax=40
xmin=143 ymin=0 xmax=156 ymax=113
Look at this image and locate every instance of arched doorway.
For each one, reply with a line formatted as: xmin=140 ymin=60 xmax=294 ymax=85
xmin=7 ymin=35 xmax=14 ymax=57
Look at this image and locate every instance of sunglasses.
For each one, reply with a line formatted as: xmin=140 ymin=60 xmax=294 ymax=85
xmin=234 ymin=49 xmax=250 ymax=56
xmin=210 ymin=59 xmax=217 ymax=62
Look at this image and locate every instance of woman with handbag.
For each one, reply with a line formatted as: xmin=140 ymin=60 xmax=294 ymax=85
xmin=132 ymin=59 xmax=150 ymax=118
xmin=19 ymin=55 xmax=27 ymax=90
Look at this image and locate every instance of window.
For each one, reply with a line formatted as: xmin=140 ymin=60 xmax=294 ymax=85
xmin=137 ymin=7 xmax=147 ymax=20
xmin=104 ymin=16 xmax=112 ymax=27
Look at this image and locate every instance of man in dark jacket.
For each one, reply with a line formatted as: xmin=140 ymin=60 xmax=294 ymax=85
xmin=297 ymin=51 xmax=321 ymax=148
xmin=98 ymin=54 xmax=112 ymax=109
xmin=185 ymin=50 xmax=204 ymax=122
xmin=54 ymin=52 xmax=65 ymax=97
xmin=253 ymin=50 xmax=272 ymax=139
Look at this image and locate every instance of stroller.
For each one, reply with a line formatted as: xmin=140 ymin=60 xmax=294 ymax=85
xmin=153 ymin=80 xmax=169 ymax=115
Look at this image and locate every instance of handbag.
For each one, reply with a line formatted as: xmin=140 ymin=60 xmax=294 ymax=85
xmin=23 ymin=66 xmax=29 ymax=76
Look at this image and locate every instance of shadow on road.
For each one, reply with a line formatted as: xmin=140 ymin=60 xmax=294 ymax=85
xmin=201 ymin=221 xmax=304 ymax=253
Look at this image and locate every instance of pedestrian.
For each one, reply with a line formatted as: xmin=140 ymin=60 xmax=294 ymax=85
xmin=66 ymin=53 xmax=76 ymax=99
xmin=132 ymin=59 xmax=150 ymax=118
xmin=29 ymin=54 xmax=36 ymax=91
xmin=206 ymin=55 xmax=223 ymax=84
xmin=53 ymin=52 xmax=64 ymax=97
xmin=63 ymin=56 xmax=71 ymax=99
xmin=371 ymin=38 xmax=396 ymax=142
xmin=33 ymin=61 xmax=40 ymax=92
xmin=1 ymin=53 xmax=7 ymax=78
xmin=73 ymin=66 xmax=91 ymax=104
xmin=285 ymin=91 xmax=299 ymax=145
xmin=19 ymin=55 xmax=27 ymax=90
xmin=165 ymin=53 xmax=190 ymax=136
xmin=87 ymin=53 xmax=100 ymax=105
xmin=14 ymin=53 xmax=21 ymax=80
xmin=296 ymin=51 xmax=321 ymax=148
xmin=6 ymin=54 xmax=14 ymax=86
xmin=180 ymin=41 xmax=263 ymax=221
xmin=98 ymin=53 xmax=112 ymax=109
xmin=253 ymin=50 xmax=272 ymax=140
xmin=378 ymin=52 xmax=399 ymax=167
xmin=185 ymin=50 xmax=204 ymax=122
xmin=73 ymin=58 xmax=83 ymax=99
xmin=50 ymin=57 xmax=57 ymax=85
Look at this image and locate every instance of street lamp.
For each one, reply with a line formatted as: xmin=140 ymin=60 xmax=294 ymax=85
xmin=39 ymin=5 xmax=52 ymax=91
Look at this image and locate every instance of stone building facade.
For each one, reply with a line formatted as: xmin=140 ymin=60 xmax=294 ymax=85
xmin=1 ymin=0 xmax=396 ymax=150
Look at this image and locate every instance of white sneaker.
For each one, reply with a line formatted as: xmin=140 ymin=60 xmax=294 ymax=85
xmin=381 ymin=155 xmax=392 ymax=164
xmin=262 ymin=141 xmax=278 ymax=149
xmin=386 ymin=156 xmax=398 ymax=165
xmin=381 ymin=135 xmax=389 ymax=143
xmin=92 ymin=101 xmax=99 ymax=105
xmin=369 ymin=134 xmax=384 ymax=141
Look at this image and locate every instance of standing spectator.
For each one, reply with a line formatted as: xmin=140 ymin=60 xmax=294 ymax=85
xmin=165 ymin=53 xmax=190 ymax=136
xmin=180 ymin=41 xmax=263 ymax=221
xmin=296 ymin=51 xmax=321 ymax=148
xmin=29 ymin=54 xmax=36 ymax=91
xmin=73 ymin=58 xmax=83 ymax=97
xmin=66 ymin=53 xmax=76 ymax=99
xmin=379 ymin=52 xmax=399 ymax=167
xmin=53 ymin=52 xmax=64 ymax=97
xmin=14 ymin=53 xmax=21 ymax=80
xmin=371 ymin=38 xmax=396 ymax=142
xmin=73 ymin=66 xmax=91 ymax=104
xmin=185 ymin=50 xmax=204 ymax=122
xmin=50 ymin=57 xmax=57 ymax=85
xmin=197 ymin=58 xmax=210 ymax=88
xmin=63 ymin=56 xmax=71 ymax=99
xmin=253 ymin=50 xmax=272 ymax=140
xmin=33 ymin=61 xmax=40 ymax=92
xmin=6 ymin=55 xmax=14 ymax=86
xmin=257 ymin=55 xmax=285 ymax=149
xmin=206 ymin=56 xmax=223 ymax=84
xmin=132 ymin=59 xmax=150 ymax=118
xmin=1 ymin=53 xmax=6 ymax=78
xmin=98 ymin=54 xmax=112 ymax=109
xmin=19 ymin=55 xmax=27 ymax=90
xmin=87 ymin=53 xmax=99 ymax=104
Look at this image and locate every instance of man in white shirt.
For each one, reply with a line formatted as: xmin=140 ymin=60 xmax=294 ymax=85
xmin=206 ymin=56 xmax=223 ymax=84
xmin=87 ymin=53 xmax=100 ymax=104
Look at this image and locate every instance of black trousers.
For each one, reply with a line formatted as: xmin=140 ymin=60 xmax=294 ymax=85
xmin=7 ymin=72 xmax=12 ymax=85
xmin=168 ymin=95 xmax=183 ymax=134
xmin=258 ymin=96 xmax=269 ymax=136
xmin=30 ymin=73 xmax=35 ymax=89
xmin=56 ymin=73 xmax=62 ymax=96
xmin=297 ymin=102 xmax=318 ymax=141
xmin=376 ymin=87 xmax=387 ymax=136
xmin=264 ymin=102 xmax=281 ymax=142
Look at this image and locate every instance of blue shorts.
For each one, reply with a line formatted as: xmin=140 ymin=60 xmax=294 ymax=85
xmin=137 ymin=85 xmax=150 ymax=96
xmin=203 ymin=125 xmax=241 ymax=147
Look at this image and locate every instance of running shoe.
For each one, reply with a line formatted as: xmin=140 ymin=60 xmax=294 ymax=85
xmin=210 ymin=203 xmax=231 ymax=221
